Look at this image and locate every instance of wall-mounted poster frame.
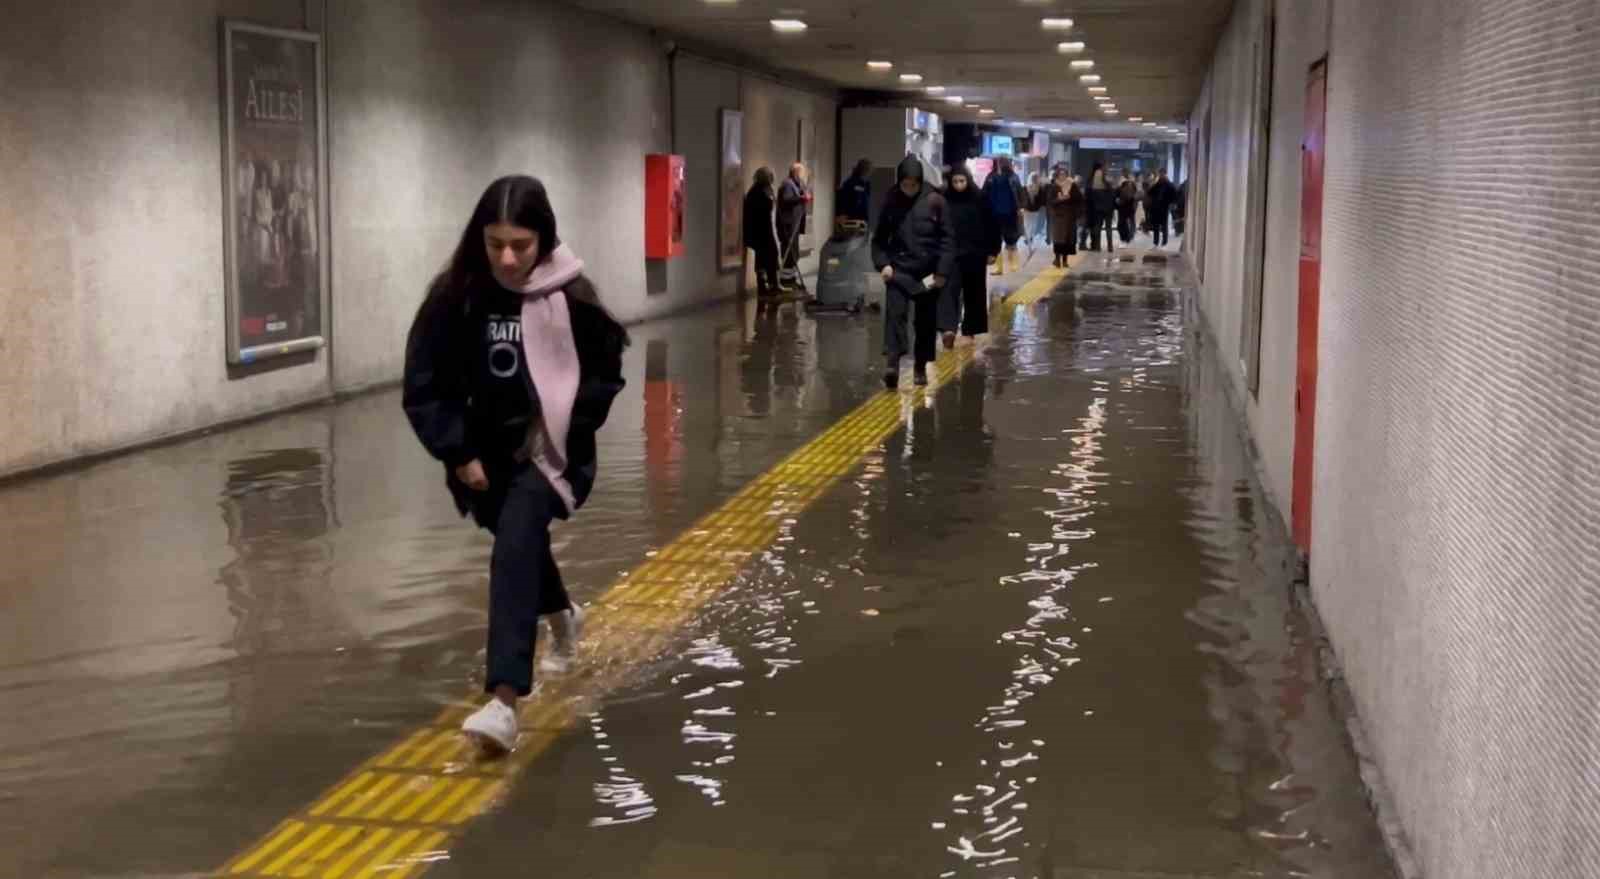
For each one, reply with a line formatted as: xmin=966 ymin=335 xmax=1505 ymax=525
xmin=718 ymin=108 xmax=745 ymax=273
xmin=221 ymin=20 xmax=329 ymax=366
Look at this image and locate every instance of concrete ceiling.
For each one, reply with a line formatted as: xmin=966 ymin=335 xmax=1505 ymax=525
xmin=570 ymin=0 xmax=1233 ymax=139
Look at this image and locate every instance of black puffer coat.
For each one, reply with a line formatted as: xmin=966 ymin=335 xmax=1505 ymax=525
xmin=943 ymin=178 xmax=1000 ymax=264
xmin=871 ymin=157 xmax=957 ymax=284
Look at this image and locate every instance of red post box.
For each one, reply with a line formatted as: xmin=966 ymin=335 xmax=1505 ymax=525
xmin=645 ymin=154 xmax=686 ymax=260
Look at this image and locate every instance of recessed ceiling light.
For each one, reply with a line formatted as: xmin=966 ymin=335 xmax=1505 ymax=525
xmin=1070 ymin=60 xmax=1095 ymax=70
xmin=899 ymin=73 xmax=923 ymax=83
xmin=1087 ymin=86 xmax=1108 ymax=94
xmin=1102 ymin=108 xmax=1119 ymax=115
xmin=925 ymin=85 xmax=945 ymax=93
xmin=1079 ymin=74 xmax=1102 ymax=83
xmin=978 ymin=108 xmax=996 ymax=115
xmin=1041 ymin=18 xmax=1074 ymax=30
xmin=1128 ymin=116 xmax=1144 ymax=122
xmin=867 ymin=60 xmax=893 ymax=70
xmin=770 ymin=19 xmax=807 ymax=32
xmin=946 ymin=96 xmax=964 ymax=104
xmin=1093 ymin=96 xmax=1110 ymax=102
xmin=1143 ymin=122 xmax=1158 ymax=127
xmin=1057 ymin=41 xmax=1086 ymax=53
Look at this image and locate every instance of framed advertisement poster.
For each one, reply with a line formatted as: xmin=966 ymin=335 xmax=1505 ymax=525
xmin=717 ymin=109 xmax=744 ymax=273
xmin=221 ymin=21 xmax=328 ymax=365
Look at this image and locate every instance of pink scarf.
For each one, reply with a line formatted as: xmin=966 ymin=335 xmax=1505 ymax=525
xmin=519 ymin=243 xmax=584 ymax=512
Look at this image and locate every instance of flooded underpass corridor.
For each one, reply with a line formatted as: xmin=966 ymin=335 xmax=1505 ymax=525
xmin=0 ymin=253 xmax=1395 ymax=879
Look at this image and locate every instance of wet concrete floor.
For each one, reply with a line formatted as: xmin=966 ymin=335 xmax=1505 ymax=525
xmin=0 ymin=250 xmax=1394 ymax=878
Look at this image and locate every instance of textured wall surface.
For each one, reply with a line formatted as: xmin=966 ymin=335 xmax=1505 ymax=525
xmin=2 ymin=0 xmax=831 ymax=474
xmin=0 ymin=0 xmax=327 ymax=477
xmin=1190 ymin=0 xmax=1262 ymax=392
xmin=666 ymin=55 xmax=744 ymax=311
xmin=327 ymin=0 xmax=669 ymax=393
xmin=1193 ymin=0 xmax=1331 ymax=522
xmin=741 ymin=76 xmax=838 ymax=280
xmin=1251 ymin=0 xmax=1330 ymax=519
xmin=1312 ymin=1 xmax=1600 ymax=876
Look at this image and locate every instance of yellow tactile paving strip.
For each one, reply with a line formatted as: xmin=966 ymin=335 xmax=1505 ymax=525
xmin=216 ymin=267 xmax=1066 ymax=878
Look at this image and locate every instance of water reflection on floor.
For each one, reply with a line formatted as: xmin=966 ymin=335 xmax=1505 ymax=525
xmin=0 ymin=252 xmax=1392 ymax=878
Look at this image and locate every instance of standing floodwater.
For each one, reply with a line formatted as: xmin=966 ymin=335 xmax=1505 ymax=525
xmin=0 ymin=254 xmax=1392 ymax=878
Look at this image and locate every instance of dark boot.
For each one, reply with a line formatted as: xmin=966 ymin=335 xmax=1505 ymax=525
xmin=914 ymin=363 xmax=929 ymax=387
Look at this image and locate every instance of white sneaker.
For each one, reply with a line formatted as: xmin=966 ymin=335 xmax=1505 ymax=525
xmin=461 ymin=699 xmax=518 ymax=757
xmin=540 ymin=604 xmax=586 ymax=674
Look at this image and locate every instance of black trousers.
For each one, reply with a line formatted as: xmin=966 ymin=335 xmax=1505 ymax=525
xmin=1150 ymin=212 xmax=1170 ymax=247
xmin=1117 ymin=210 xmax=1135 ymax=243
xmin=885 ymin=282 xmax=940 ymax=370
xmin=1088 ymin=216 xmax=1116 ymax=252
xmin=485 ymin=463 xmax=572 ymax=697
xmin=939 ymin=256 xmax=989 ymax=336
xmin=751 ymin=244 xmax=779 ymax=296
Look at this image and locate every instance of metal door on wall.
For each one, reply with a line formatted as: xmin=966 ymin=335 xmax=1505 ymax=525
xmin=1292 ymin=59 xmax=1327 ymax=552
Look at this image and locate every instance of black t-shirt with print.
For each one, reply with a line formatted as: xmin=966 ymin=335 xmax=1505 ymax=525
xmin=474 ymin=286 xmax=541 ymax=459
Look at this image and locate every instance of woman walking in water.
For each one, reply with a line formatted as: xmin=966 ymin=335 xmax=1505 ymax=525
xmin=403 ymin=175 xmax=629 ymax=757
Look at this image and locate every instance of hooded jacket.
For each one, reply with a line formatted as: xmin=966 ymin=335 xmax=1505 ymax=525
xmin=943 ymin=175 xmax=1000 ymax=262
xmin=871 ymin=156 xmax=957 ymax=286
xmin=403 ymin=245 xmax=628 ymax=527
xmin=836 ymin=172 xmax=872 ymax=224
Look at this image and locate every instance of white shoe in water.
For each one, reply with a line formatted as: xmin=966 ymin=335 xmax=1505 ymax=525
xmin=540 ymin=604 xmax=586 ymax=674
xmin=461 ymin=699 xmax=518 ymax=757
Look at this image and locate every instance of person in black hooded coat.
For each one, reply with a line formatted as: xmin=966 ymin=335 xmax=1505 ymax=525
xmin=743 ymin=167 xmax=780 ymax=302
xmin=872 ymin=155 xmax=956 ymax=389
xmin=937 ymin=164 xmax=1000 ymax=344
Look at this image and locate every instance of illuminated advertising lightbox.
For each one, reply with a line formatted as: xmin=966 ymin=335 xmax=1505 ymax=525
xmin=983 ymin=134 xmax=1015 ymax=157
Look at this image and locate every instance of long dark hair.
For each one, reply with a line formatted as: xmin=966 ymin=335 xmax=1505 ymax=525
xmin=415 ymin=175 xmax=616 ymax=326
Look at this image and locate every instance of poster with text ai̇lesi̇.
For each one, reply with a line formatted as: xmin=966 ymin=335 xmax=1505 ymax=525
xmin=225 ymin=24 xmax=322 ymax=363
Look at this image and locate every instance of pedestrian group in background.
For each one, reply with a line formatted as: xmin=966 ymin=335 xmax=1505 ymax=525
xmin=402 ymin=156 xmax=1183 ymax=760
xmin=740 ymin=153 xmax=1184 ymax=393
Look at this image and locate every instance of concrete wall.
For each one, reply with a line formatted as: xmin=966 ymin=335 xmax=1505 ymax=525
xmin=327 ymin=0 xmax=669 ymax=393
xmin=664 ymin=54 xmax=743 ymax=312
xmin=1190 ymin=0 xmax=1600 ymax=876
xmin=742 ymin=76 xmax=837 ymax=280
xmin=1187 ymin=0 xmax=1327 ymax=541
xmin=1314 ymin=1 xmax=1600 ymax=876
xmin=662 ymin=55 xmax=840 ymax=310
xmin=0 ymin=0 xmax=330 ymax=477
xmin=1 ymin=0 xmax=838 ymax=476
